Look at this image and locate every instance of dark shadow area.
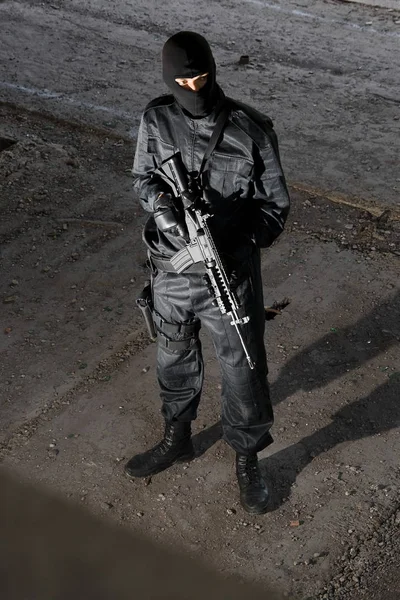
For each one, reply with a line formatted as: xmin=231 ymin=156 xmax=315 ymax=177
xmin=261 ymin=376 xmax=400 ymax=512
xmin=192 ymin=421 xmax=223 ymax=458
xmin=0 ymin=470 xmax=281 ymax=600
xmin=270 ymin=291 xmax=400 ymax=406
xmin=0 ymin=136 xmax=16 ymax=152
xmin=190 ymin=293 xmax=399 ymax=461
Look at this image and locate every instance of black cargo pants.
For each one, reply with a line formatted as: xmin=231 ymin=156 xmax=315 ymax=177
xmin=151 ymin=249 xmax=274 ymax=455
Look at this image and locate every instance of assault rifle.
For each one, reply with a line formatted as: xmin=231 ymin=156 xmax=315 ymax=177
xmin=161 ymin=153 xmax=255 ymax=370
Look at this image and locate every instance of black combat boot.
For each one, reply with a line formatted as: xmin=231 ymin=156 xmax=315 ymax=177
xmin=124 ymin=421 xmax=194 ymax=478
xmin=236 ymin=454 xmax=270 ymax=514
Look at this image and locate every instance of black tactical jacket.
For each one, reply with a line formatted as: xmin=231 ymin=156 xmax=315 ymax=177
xmin=132 ymin=94 xmax=290 ymax=263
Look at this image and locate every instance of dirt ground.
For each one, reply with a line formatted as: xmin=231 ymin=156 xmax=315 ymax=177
xmin=1 ymin=1 xmax=400 ymax=599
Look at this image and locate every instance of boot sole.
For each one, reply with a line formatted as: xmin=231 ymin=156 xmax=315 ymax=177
xmin=240 ymin=492 xmax=270 ymax=515
xmin=241 ymin=502 xmax=270 ymax=515
xmin=124 ymin=448 xmax=195 ymax=479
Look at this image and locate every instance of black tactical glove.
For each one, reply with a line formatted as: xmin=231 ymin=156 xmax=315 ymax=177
xmin=202 ymin=274 xmax=219 ymax=307
xmin=229 ymin=269 xmax=239 ymax=290
xmin=153 ymin=193 xmax=188 ymax=239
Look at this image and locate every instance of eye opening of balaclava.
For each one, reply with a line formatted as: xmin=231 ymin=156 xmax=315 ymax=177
xmin=162 ymin=31 xmax=222 ymax=118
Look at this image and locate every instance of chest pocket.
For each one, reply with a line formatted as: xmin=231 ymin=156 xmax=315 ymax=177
xmin=147 ymin=136 xmax=175 ymax=167
xmin=203 ymin=153 xmax=254 ymax=206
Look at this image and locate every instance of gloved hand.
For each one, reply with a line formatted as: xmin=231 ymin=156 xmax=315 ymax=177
xmin=153 ymin=193 xmax=188 ymax=239
xmin=229 ymin=269 xmax=238 ymax=288
xmin=202 ymin=274 xmax=219 ymax=308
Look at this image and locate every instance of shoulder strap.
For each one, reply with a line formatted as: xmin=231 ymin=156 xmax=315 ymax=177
xmin=199 ymin=101 xmax=231 ymax=175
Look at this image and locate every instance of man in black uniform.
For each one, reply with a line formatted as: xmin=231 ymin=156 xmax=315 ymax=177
xmin=125 ymin=32 xmax=290 ymax=514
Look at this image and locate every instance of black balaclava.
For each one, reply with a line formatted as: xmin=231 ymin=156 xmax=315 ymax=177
xmin=162 ymin=31 xmax=222 ymax=118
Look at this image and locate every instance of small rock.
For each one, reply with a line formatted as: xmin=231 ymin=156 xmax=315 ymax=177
xmin=65 ymin=157 xmax=79 ymax=168
xmin=290 ymin=520 xmax=302 ymax=527
xmin=226 ymin=508 xmax=236 ymax=515
xmin=142 ymin=366 xmax=150 ymax=373
xmin=4 ymin=327 xmax=12 ymax=334
xmin=3 ymin=296 xmax=16 ymax=304
xmin=137 ymin=511 xmax=144 ymax=517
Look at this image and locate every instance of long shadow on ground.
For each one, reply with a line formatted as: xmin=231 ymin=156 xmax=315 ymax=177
xmin=192 ymin=292 xmax=400 ymax=498
xmin=270 ymin=291 xmax=400 ymax=406
xmin=262 ymin=376 xmax=400 ymax=511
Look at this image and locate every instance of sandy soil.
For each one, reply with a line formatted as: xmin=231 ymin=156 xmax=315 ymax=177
xmin=1 ymin=1 xmax=400 ymax=598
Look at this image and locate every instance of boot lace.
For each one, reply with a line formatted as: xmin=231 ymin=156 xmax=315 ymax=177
xmin=246 ymin=458 xmax=260 ymax=485
xmin=238 ymin=455 xmax=260 ymax=486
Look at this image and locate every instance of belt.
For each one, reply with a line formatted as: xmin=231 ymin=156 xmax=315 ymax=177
xmin=149 ymin=254 xmax=206 ymax=274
